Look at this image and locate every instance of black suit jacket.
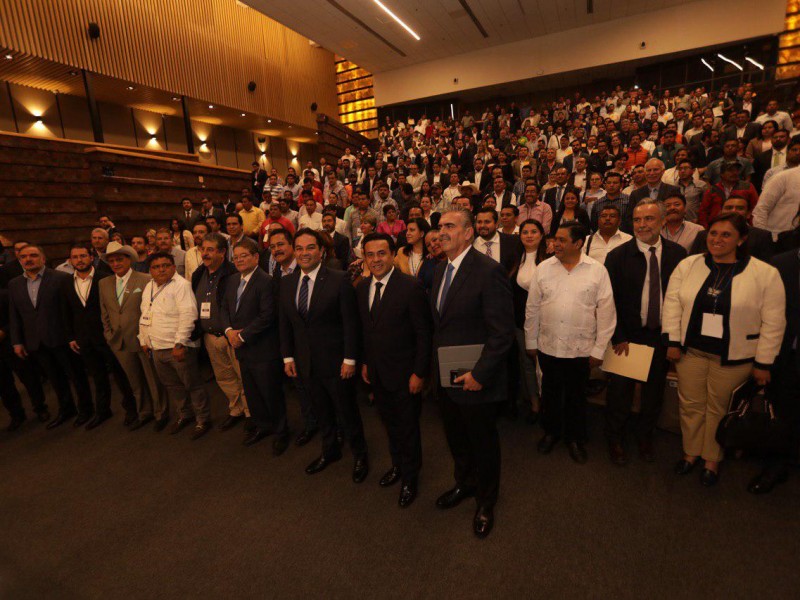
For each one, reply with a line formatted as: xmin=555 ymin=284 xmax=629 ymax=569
xmin=467 ymin=169 xmax=493 ymax=193
xmin=475 ymin=233 xmax=522 ymax=275
xmin=604 ymin=237 xmax=687 ymax=345
xmin=8 ymin=268 xmax=72 ymax=351
xmin=220 ymin=267 xmax=280 ymax=363
xmin=199 ymin=207 xmax=226 ymax=228
xmin=628 ymin=182 xmax=681 ymax=207
xmin=431 ymin=248 xmax=515 ymax=404
xmin=332 ymin=232 xmax=351 ymax=266
xmin=191 ymin=259 xmax=238 ymax=340
xmin=690 ymin=144 xmax=723 ymax=168
xmin=1 ymin=259 xmax=23 ymax=281
xmin=752 ymin=148 xmax=777 ymax=192
xmin=452 ymin=147 xmax=474 ymax=173
xmin=723 ymin=122 xmax=761 ymax=144
xmin=690 ymin=226 xmax=775 ymax=262
xmin=178 ymin=209 xmax=201 ymax=230
xmin=550 ymin=205 xmax=591 ymax=236
xmin=771 ymin=249 xmax=800 ymax=356
xmin=279 ymin=266 xmax=359 ymax=379
xmin=62 ymin=269 xmax=112 ymax=348
xmin=543 ymin=185 xmax=580 ymax=215
xmin=356 ymin=271 xmax=432 ymax=392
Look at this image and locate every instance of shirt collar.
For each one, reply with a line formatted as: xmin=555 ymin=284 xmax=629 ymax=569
xmin=281 ymin=259 xmax=298 ymax=275
xmin=24 ymin=268 xmax=44 ymax=281
xmin=481 ymin=232 xmax=501 ymax=246
xmin=372 ymin=267 xmax=394 ymax=287
xmin=448 ymin=245 xmax=472 ymax=270
xmin=116 ymin=269 xmax=133 ymax=284
xmin=74 ymin=267 xmax=95 ymax=281
xmin=636 ymin=236 xmax=663 ymax=253
xmin=300 ymin=262 xmax=323 ymax=282
xmin=240 ymin=267 xmax=257 ymax=283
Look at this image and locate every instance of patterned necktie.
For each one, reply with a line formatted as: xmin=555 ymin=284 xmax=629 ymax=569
xmin=235 ymin=278 xmax=247 ymax=311
xmin=298 ymin=275 xmax=310 ymax=319
xmin=438 ymin=264 xmax=455 ymax=314
xmin=485 ymin=241 xmax=494 ymax=258
xmin=646 ymin=247 xmax=660 ymax=329
xmin=370 ymin=282 xmax=383 ymax=321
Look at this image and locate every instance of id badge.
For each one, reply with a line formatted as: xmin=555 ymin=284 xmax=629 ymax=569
xmin=701 ymin=313 xmax=724 ymax=339
xmin=200 ymin=302 xmax=211 ymax=319
xmin=140 ymin=312 xmax=152 ymax=326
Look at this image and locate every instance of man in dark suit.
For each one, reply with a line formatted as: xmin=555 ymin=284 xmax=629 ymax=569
xmin=543 ymin=167 xmax=579 ymax=214
xmin=604 ymin=200 xmax=687 ymax=464
xmin=251 ymin=162 xmax=267 ymax=198
xmin=467 ymin=157 xmax=493 ymax=195
xmin=178 ymin=198 xmax=201 ymax=231
xmin=452 ymin=138 xmax=473 ymax=174
xmin=199 ymin=197 xmax=226 ymax=228
xmin=722 ymin=110 xmax=761 ymax=144
xmin=689 ymin=195 xmax=776 ymax=261
xmin=431 ymin=208 xmax=515 ymax=538
xmin=752 ymin=129 xmax=789 ymax=192
xmin=321 ymin=212 xmax=351 ymax=266
xmin=9 ymin=244 xmax=93 ymax=429
xmin=221 ymin=237 xmax=289 ymax=455
xmin=279 ymin=228 xmax=368 ymax=482
xmin=747 ymin=248 xmax=800 ymax=494
xmin=472 ymin=208 xmax=522 ymax=274
xmin=628 ymin=158 xmax=681 ymax=206
xmin=357 ymin=233 xmax=432 ymax=508
xmin=63 ymin=242 xmax=137 ymax=430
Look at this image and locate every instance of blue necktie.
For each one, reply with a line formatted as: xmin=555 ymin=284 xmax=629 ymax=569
xmin=298 ymin=275 xmax=310 ymax=319
xmin=235 ymin=278 xmax=246 ymax=311
xmin=438 ymin=264 xmax=455 ymax=314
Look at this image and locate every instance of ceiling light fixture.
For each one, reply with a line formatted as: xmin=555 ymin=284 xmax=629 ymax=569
xmin=717 ymin=53 xmax=742 ymax=71
xmin=267 ymin=119 xmax=272 ymax=123
xmin=151 ymin=135 xmax=158 ymax=141
xmin=126 ymin=85 xmax=135 ymax=91
xmin=701 ymin=58 xmax=714 ymax=72
xmin=208 ymin=104 xmax=214 ymax=109
xmin=35 ymin=117 xmax=44 ymax=124
xmin=241 ymin=113 xmax=246 ymax=117
xmin=4 ymin=54 xmax=12 ymax=60
xmin=745 ymin=56 xmax=765 ymax=70
xmin=172 ymin=96 xmax=180 ymax=101
xmin=373 ymin=0 xmax=420 ymax=40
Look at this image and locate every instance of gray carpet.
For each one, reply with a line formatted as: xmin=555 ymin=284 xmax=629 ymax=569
xmin=1 ymin=378 xmax=799 ymax=600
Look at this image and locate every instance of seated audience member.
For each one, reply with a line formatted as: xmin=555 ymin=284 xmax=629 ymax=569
xmin=550 ymin=189 xmax=590 ymax=235
xmin=661 ymin=194 xmax=705 ymax=252
xmin=473 ymin=208 xmax=523 ymax=274
xmin=394 ymin=218 xmax=431 ymax=279
xmin=499 ymin=206 xmax=520 ymax=235
xmin=155 ymin=227 xmax=186 ymax=278
xmin=663 ymin=213 xmax=786 ymax=487
xmin=170 ymin=219 xmax=193 ymax=251
xmin=703 ymin=138 xmax=754 ymax=186
xmin=377 ymin=205 xmax=406 ymax=240
xmin=322 ymin=211 xmax=351 ymax=266
xmin=517 ymin=183 xmax=553 ymax=233
xmin=628 ymin=158 xmax=680 ymax=205
xmin=583 ymin=205 xmax=632 ymax=264
xmin=697 ymin=161 xmax=758 ymax=227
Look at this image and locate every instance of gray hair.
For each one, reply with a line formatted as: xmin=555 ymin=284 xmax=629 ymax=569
xmin=634 ymin=198 xmax=665 ymax=218
xmin=91 ymin=227 xmax=109 ymax=239
xmin=441 ymin=207 xmax=474 ymax=229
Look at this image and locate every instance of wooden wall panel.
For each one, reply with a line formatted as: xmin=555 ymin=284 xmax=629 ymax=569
xmin=0 ymin=0 xmax=338 ymax=129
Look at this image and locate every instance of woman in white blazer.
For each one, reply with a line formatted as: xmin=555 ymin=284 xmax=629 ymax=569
xmin=663 ymin=212 xmax=786 ymax=486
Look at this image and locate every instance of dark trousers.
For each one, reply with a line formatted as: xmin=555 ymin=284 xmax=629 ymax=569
xmin=604 ymin=329 xmax=669 ymax=443
xmin=439 ymin=389 xmax=501 ymax=507
xmin=762 ymin=349 xmax=800 ymax=475
xmin=0 ymin=345 xmax=24 ymax=420
xmin=302 ymin=375 xmax=366 ymax=459
xmin=373 ymin=378 xmax=422 ymax=482
xmin=9 ymin=349 xmax=46 ymax=412
xmin=291 ymin=375 xmax=318 ymax=431
xmin=241 ymin=358 xmax=287 ymax=434
xmin=31 ymin=345 xmax=92 ymax=417
xmin=80 ymin=342 xmax=136 ymax=417
xmin=539 ymin=353 xmax=590 ymax=442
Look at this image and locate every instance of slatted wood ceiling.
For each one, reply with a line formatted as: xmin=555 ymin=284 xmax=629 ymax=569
xmin=0 ymin=0 xmax=338 ymax=130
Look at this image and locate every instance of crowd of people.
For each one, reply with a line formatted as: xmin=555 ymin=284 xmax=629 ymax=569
xmin=1 ymin=82 xmax=800 ymax=539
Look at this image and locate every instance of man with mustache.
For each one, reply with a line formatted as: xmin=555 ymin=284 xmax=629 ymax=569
xmin=660 ymin=193 xmax=705 ymax=252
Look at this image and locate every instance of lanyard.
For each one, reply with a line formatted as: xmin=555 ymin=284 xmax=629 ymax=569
xmin=149 ymin=279 xmax=173 ymax=308
xmin=708 ymin=262 xmax=736 ymax=314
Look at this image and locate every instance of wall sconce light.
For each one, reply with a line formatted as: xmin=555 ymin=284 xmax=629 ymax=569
xmin=35 ymin=117 xmax=44 ymax=124
xmin=151 ymin=135 xmax=158 ymax=141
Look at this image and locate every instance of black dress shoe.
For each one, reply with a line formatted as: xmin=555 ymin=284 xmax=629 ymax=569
xmin=7 ymin=415 xmax=26 ymax=432
xmin=128 ymin=415 xmax=154 ymax=431
xmin=73 ymin=414 xmax=92 ymax=428
xmin=435 ymin=486 xmax=476 ymax=510
xmin=86 ymin=413 xmax=112 ymax=431
xmin=35 ymin=408 xmax=51 ymax=423
xmin=379 ymin=467 xmax=401 ymax=487
xmin=169 ymin=417 xmax=195 ymax=435
xmin=123 ymin=413 xmax=137 ymax=427
xmin=191 ymin=422 xmax=212 ymax=440
xmin=272 ymin=433 xmax=290 ymax=456
xmin=153 ymin=416 xmax=169 ymax=432
xmin=608 ymin=441 xmax=627 ymax=466
xmin=218 ymin=414 xmax=244 ymax=431
xmin=294 ymin=428 xmax=318 ymax=447
xmin=398 ymin=481 xmax=417 ymax=508
xmin=748 ymin=469 xmax=789 ymax=495
xmin=243 ymin=417 xmax=256 ymax=434
xmin=473 ymin=505 xmax=494 ymax=539
xmin=46 ymin=412 xmax=77 ymax=430
xmin=568 ymin=441 xmax=588 ymax=464
xmin=701 ymin=468 xmax=719 ymax=487
xmin=674 ymin=458 xmax=699 ymax=475
xmin=638 ymin=438 xmax=655 ymax=463
xmin=305 ymin=453 xmax=342 ymax=475
xmin=537 ymin=434 xmax=560 ymax=454
xmin=243 ymin=428 xmax=270 ymax=447
xmin=352 ymin=457 xmax=369 ymax=483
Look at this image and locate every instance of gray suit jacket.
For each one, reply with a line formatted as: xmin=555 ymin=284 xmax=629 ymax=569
xmin=99 ymin=270 xmax=151 ymax=352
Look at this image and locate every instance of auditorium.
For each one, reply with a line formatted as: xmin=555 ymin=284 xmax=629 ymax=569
xmin=2 ymin=0 xmax=800 ymax=597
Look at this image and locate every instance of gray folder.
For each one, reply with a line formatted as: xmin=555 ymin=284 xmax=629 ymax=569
xmin=437 ymin=344 xmax=484 ymax=388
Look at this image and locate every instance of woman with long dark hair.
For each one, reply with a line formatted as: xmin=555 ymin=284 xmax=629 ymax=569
xmin=394 ymin=218 xmax=431 ymax=278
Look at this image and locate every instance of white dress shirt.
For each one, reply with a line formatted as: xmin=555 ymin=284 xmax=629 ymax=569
xmin=138 ymin=274 xmax=199 ymax=350
xmin=436 ymin=245 xmax=470 ymax=311
xmin=299 ymin=212 xmax=323 ymax=231
xmin=73 ymin=268 xmax=95 ymax=307
xmin=515 ymin=253 xmax=538 ymax=291
xmin=473 ymin=232 xmax=501 ymax=263
xmin=752 ymin=166 xmax=800 ymax=237
xmin=369 ymin=267 xmax=394 ymax=306
xmin=584 ymin=230 xmax=632 ymax=264
xmin=524 ymin=254 xmax=616 ymax=359
xmin=637 ymin=237 xmax=662 ymax=327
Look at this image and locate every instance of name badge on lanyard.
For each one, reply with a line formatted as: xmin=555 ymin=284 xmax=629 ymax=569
xmin=200 ymin=302 xmax=211 ymax=319
xmin=701 ymin=313 xmax=724 ymax=339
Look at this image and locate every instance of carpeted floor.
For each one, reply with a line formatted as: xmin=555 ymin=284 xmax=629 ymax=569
xmin=2 ymin=377 xmax=799 ymax=600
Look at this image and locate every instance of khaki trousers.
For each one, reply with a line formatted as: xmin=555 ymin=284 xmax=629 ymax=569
xmin=112 ymin=348 xmax=167 ymax=419
xmin=675 ymin=349 xmax=752 ymax=462
xmin=204 ymin=333 xmax=249 ymax=417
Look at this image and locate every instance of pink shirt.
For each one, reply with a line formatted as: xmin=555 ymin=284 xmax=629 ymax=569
xmin=377 ymin=219 xmax=406 ymax=239
xmin=517 ymin=201 xmax=553 ymax=232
